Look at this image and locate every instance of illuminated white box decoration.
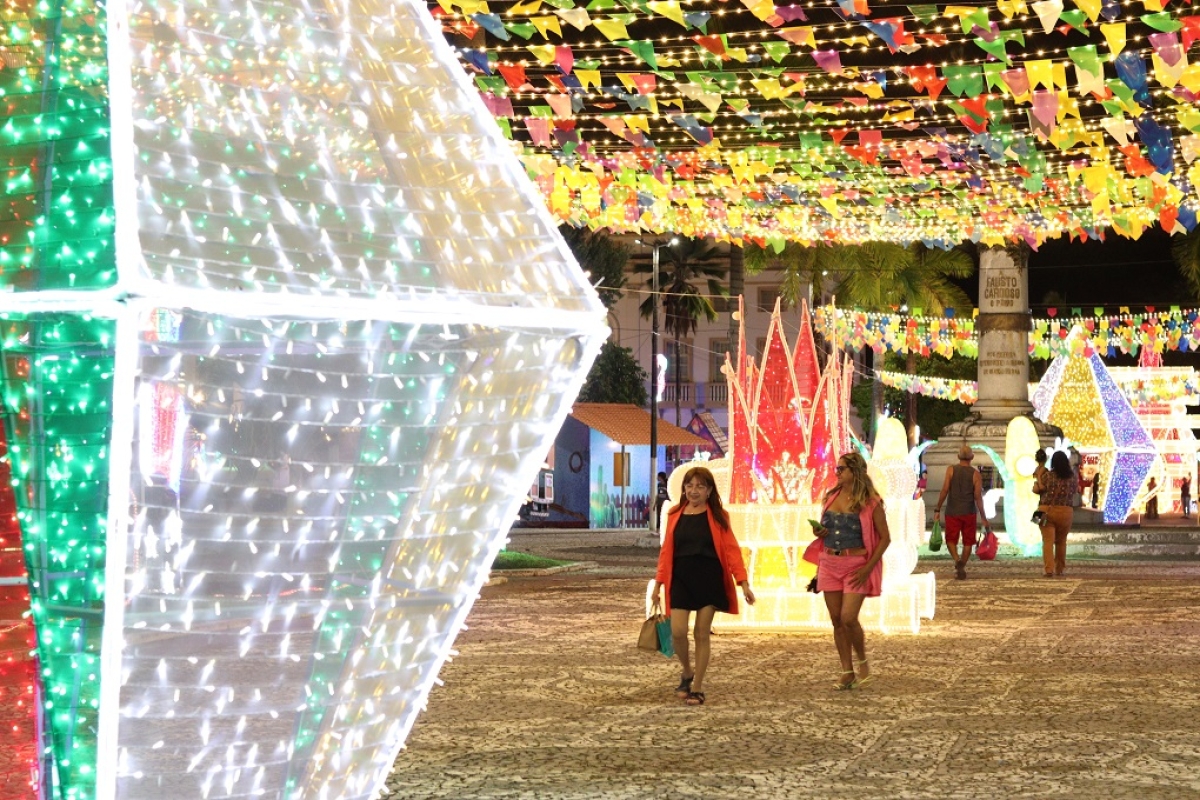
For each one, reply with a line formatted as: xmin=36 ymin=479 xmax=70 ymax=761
xmin=0 ymin=0 xmax=606 ymax=797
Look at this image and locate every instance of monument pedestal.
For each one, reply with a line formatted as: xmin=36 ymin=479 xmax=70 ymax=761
xmin=922 ymin=245 xmax=1061 ymax=526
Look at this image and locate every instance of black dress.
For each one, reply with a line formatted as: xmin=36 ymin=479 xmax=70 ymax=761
xmin=670 ymin=512 xmax=728 ymax=611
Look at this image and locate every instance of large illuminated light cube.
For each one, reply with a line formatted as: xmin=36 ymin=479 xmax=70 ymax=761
xmin=0 ymin=0 xmax=605 ymax=798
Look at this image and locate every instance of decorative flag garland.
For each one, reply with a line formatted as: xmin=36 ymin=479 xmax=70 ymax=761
xmin=816 ymin=305 xmax=1200 ymax=358
xmin=429 ymin=0 xmax=1200 ymax=246
xmin=877 ymin=367 xmax=1199 ymax=404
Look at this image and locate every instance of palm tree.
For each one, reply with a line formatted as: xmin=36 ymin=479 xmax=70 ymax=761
xmin=746 ymin=241 xmax=974 ymax=444
xmin=559 ymin=226 xmax=629 ymax=309
xmin=1170 ymin=229 xmax=1200 ymax=300
xmin=635 ymin=238 xmax=728 ymax=424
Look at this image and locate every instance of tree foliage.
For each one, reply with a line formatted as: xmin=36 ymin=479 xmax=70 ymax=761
xmin=850 ymin=352 xmax=975 ymax=440
xmin=577 ymin=341 xmax=649 ymax=407
xmin=559 ymin=226 xmax=629 ymax=309
xmin=744 ymin=241 xmax=973 ymax=313
xmin=1171 ymin=228 xmax=1200 ymax=301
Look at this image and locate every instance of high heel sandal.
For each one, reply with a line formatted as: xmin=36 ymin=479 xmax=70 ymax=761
xmin=852 ymin=659 xmax=875 ymax=688
xmin=675 ymin=674 xmax=694 ymax=698
xmin=684 ymin=691 xmax=705 ymax=706
xmin=834 ymin=670 xmax=855 ymax=691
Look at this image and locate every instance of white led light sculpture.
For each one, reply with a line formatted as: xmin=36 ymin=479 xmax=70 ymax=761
xmin=0 ymin=0 xmax=607 ymax=797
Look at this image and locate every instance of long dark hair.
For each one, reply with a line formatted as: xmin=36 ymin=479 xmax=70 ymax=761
xmin=673 ymin=466 xmax=730 ymax=529
xmin=1050 ymin=451 xmax=1073 ymax=479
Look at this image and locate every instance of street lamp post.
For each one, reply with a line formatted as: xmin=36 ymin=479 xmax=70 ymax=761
xmin=646 ymin=238 xmax=677 ymax=534
xmin=650 ymin=243 xmax=660 ymax=534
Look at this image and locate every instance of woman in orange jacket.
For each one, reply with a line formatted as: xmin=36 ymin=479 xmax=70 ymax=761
xmin=651 ymin=466 xmax=755 ymax=706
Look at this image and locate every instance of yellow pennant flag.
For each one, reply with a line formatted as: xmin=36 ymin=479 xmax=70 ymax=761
xmin=616 ymin=73 xmax=638 ymax=92
xmin=624 ymin=114 xmax=651 ymax=134
xmin=740 ymin=0 xmax=777 ymax=22
xmin=777 ymin=27 xmax=816 ymax=48
xmin=647 ymin=0 xmax=686 ymax=26
xmin=996 ymin=0 xmax=1028 ymax=18
xmin=1142 ymin=0 xmax=1165 ymax=11
xmin=509 ymin=0 xmax=542 ymax=13
xmin=1025 ymin=59 xmax=1054 ymax=91
xmin=527 ymin=44 xmax=557 ymax=64
xmin=457 ymin=0 xmax=490 ymax=14
xmin=593 ymin=17 xmax=629 ymax=40
xmin=1180 ymin=63 xmax=1200 ymax=94
xmin=1101 ymin=23 xmax=1126 ymax=55
xmin=1152 ymin=52 xmax=1186 ymax=88
xmin=530 ymin=16 xmax=562 ymax=39
xmin=576 ymin=69 xmax=602 ymax=89
xmin=1073 ymin=0 xmax=1101 ymax=22
xmin=1057 ymin=90 xmax=1081 ymax=121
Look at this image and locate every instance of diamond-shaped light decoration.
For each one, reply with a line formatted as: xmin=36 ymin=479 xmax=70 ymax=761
xmin=1032 ymin=330 xmax=1157 ymax=524
xmin=0 ymin=0 xmax=606 ymax=797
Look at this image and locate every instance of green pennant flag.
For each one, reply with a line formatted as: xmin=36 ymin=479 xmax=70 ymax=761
xmin=1142 ymin=11 xmax=1181 ymax=32
xmin=575 ymin=58 xmax=601 ymax=69
xmin=983 ymin=62 xmax=1006 ymax=89
xmin=943 ymin=65 xmax=983 ymax=97
xmin=973 ymin=37 xmax=1010 ymax=64
xmin=908 ymin=4 xmax=937 ymax=23
xmin=586 ymin=0 xmax=617 ymax=9
xmin=1000 ymin=29 xmax=1025 ymax=45
xmin=528 ymin=105 xmax=555 ymax=118
xmin=1059 ymin=9 xmax=1087 ymax=29
xmin=1106 ymin=78 xmax=1136 ymax=105
xmin=798 ymin=131 xmax=824 ymax=149
xmin=505 ymin=21 xmax=537 ymax=39
xmin=762 ymin=41 xmax=791 ymax=63
xmin=1067 ymin=45 xmax=1102 ymax=76
xmin=616 ymin=39 xmax=658 ymax=68
xmin=727 ymin=98 xmax=750 ymax=113
xmin=475 ymin=75 xmax=507 ymax=92
xmin=1024 ymin=173 xmax=1045 ymax=192
xmin=959 ymin=7 xmax=990 ymax=33
xmin=496 ymin=118 xmax=513 ymax=138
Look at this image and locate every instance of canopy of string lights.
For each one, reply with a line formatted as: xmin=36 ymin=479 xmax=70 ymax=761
xmin=428 ymin=0 xmax=1200 ymax=247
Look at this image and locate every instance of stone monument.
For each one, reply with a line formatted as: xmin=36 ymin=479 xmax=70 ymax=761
xmin=922 ymin=244 xmax=1060 ymax=521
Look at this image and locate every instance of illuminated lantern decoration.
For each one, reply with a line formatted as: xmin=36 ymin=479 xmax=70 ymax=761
xmin=0 ymin=0 xmax=606 ymax=797
xmin=659 ymin=301 xmax=935 ymax=633
xmin=1032 ymin=330 xmax=1157 ymax=524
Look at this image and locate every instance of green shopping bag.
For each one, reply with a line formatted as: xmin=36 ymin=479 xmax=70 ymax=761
xmin=928 ymin=519 xmax=943 ymax=552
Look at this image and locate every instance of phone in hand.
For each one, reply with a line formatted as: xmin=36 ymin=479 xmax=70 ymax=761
xmin=808 ymin=518 xmax=826 ymax=536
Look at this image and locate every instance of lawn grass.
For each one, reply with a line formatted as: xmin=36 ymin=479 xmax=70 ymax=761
xmin=491 ymin=551 xmax=572 ymax=570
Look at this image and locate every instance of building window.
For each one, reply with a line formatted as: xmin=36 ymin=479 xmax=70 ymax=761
xmin=755 ymin=337 xmax=768 ymax=359
xmin=757 ymin=286 xmax=780 ymax=313
xmin=709 ymin=338 xmax=730 ymax=381
xmin=667 ymin=339 xmax=691 ymax=380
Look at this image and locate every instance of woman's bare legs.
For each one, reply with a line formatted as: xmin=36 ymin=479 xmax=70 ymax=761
xmin=690 ymin=606 xmax=717 ymax=694
xmin=670 ymin=608 xmax=692 ymax=681
xmin=825 ymin=590 xmax=868 ymax=686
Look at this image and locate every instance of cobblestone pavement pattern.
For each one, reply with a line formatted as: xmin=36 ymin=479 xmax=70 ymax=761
xmin=386 ymin=531 xmax=1200 ymax=800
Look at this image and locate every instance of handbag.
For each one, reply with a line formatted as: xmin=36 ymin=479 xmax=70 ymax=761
xmin=976 ymin=528 xmax=998 ymax=560
xmin=802 ymin=537 xmax=824 ymax=565
xmin=928 ymin=519 xmax=943 ymax=552
xmin=638 ymin=601 xmax=674 ymax=658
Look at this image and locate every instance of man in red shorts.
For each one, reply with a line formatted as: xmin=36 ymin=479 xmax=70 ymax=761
xmin=932 ymin=444 xmax=992 ymax=580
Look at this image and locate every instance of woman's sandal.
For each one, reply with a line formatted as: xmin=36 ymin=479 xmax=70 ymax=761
xmin=675 ymin=675 xmax=694 ymax=698
xmin=852 ymin=660 xmax=875 ymax=688
xmin=834 ymin=670 xmax=855 ymax=691
xmin=684 ymin=691 xmax=705 ymax=706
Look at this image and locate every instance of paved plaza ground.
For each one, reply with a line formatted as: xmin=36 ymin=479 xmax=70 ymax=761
xmin=386 ymin=529 xmax=1200 ymax=800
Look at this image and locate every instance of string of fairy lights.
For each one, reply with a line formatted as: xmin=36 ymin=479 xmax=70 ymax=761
xmin=424 ymin=0 xmax=1200 ymax=243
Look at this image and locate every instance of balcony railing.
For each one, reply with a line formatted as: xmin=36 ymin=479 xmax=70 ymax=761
xmin=655 ymin=382 xmax=729 ymax=410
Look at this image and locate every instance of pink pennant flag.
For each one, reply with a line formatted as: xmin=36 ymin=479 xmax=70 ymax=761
xmin=1001 ymin=67 xmax=1030 ymax=96
xmin=1149 ymin=32 xmax=1183 ymax=67
xmin=546 ymin=94 xmax=574 ymax=119
xmin=555 ymin=45 xmax=574 ymax=74
xmin=811 ymin=49 xmax=844 ymax=75
xmin=525 ymin=117 xmax=552 ymax=146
